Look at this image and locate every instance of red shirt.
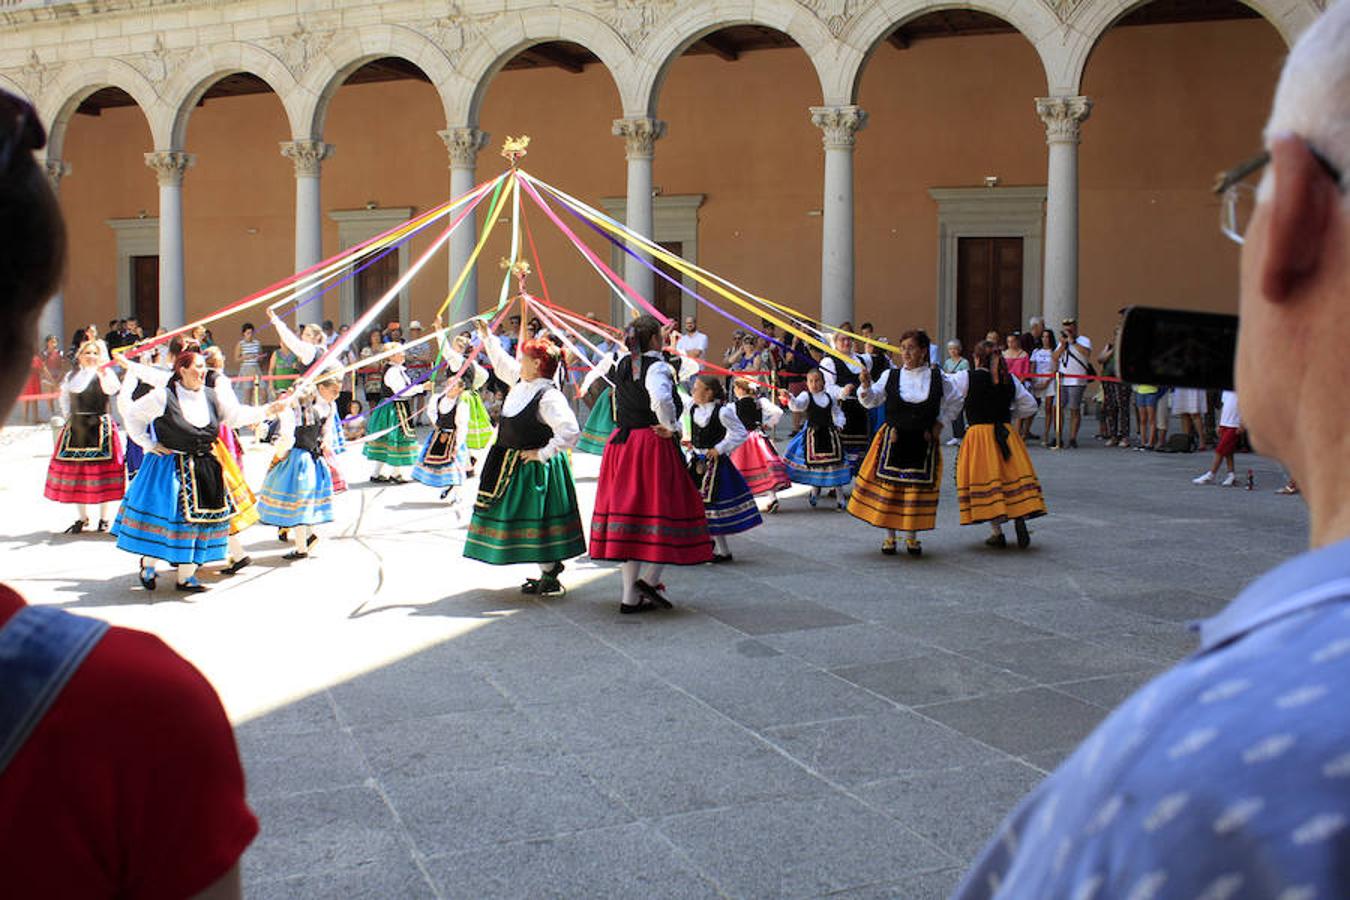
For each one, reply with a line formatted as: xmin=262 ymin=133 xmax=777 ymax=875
xmin=0 ymin=585 xmax=258 ymax=899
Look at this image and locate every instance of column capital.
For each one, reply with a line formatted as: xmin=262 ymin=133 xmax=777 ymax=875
xmin=810 ymin=106 xmax=868 ymax=151
xmin=280 ymin=140 xmax=334 ymax=177
xmin=43 ymin=159 xmax=71 ymax=188
xmin=1036 ymin=96 xmax=1093 ymax=145
xmin=144 ymin=151 xmax=194 ymax=187
xmin=612 ymin=117 xmax=666 ymax=160
xmin=438 ymin=127 xmax=490 ymax=169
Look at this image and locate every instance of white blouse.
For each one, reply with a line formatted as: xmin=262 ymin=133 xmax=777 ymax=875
xmin=690 ymin=402 xmax=749 ymax=456
xmin=746 ymin=396 xmax=783 ymax=431
xmin=124 ymin=383 xmax=265 ymax=450
xmin=383 ymin=364 xmax=425 ymax=396
xmin=858 ymin=366 xmax=966 ymax=425
xmin=787 ymin=389 xmax=846 ymax=428
xmin=273 ymin=398 xmax=334 ymax=456
xmin=424 ymin=392 xmax=472 ymax=444
xmin=820 ymin=354 xmax=871 ymax=392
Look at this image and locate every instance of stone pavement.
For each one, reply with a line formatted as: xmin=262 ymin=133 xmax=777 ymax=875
xmin=0 ymin=423 xmax=1308 ymax=898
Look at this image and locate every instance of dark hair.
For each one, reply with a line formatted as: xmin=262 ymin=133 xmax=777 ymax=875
xmin=1040 ymin=329 xmax=1055 ymax=349
xmin=898 ymin=329 xmax=931 ymax=351
xmin=323 ymin=319 xmax=334 ymax=330
xmin=348 ymin=399 xmax=363 ymax=413
xmin=973 ymin=340 xmax=1008 ymax=383
xmin=860 ymin=322 xmax=873 ymax=331
xmin=242 ymin=322 xmax=255 ymax=333
xmin=624 ymin=315 xmax=662 ymax=379
xmin=694 ymin=374 xmax=725 ymax=401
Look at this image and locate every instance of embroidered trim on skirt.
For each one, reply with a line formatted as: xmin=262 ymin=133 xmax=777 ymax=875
xmin=782 ymin=427 xmax=853 ymax=488
xmin=111 ymin=452 xmax=230 ymax=565
xmin=464 ymin=454 xmax=585 ymax=565
xmin=45 ymin=417 xmax=126 ymax=504
xmin=729 ymin=432 xmax=791 ymax=496
xmin=577 ymin=388 xmax=616 ymax=455
xmin=847 ymin=426 xmax=942 ymax=532
xmin=257 ymin=448 xmax=335 ymax=527
xmin=955 ymin=424 xmax=1047 ymax=525
xmin=590 ymin=427 xmax=713 ymax=565
xmin=363 ymin=400 xmax=419 ymax=466
xmin=412 ymin=428 xmax=467 ymax=488
xmin=688 ymin=452 xmax=762 ymax=536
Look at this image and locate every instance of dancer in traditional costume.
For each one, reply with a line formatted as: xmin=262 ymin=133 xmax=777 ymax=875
xmin=44 ymin=340 xmax=124 ymax=532
xmin=687 ymin=376 xmax=762 ymax=562
xmin=269 ymin=312 xmax=350 ymax=492
xmin=576 ymin=358 xmax=617 ymax=455
xmin=112 ymin=351 xmax=279 ymax=593
xmin=590 ymin=315 xmax=714 ymax=613
xmin=115 ymin=337 xmax=186 ymax=482
xmin=729 ymin=377 xmax=790 ymax=513
xmin=465 ymin=319 xmax=585 ymax=596
xmin=201 ymin=346 xmax=265 ymax=574
xmin=412 ymin=339 xmax=485 ymax=502
xmin=819 ymin=331 xmax=872 ymax=471
xmin=362 ymin=343 xmax=426 ymax=483
xmin=782 ymin=368 xmax=853 ymax=509
xmin=848 ymin=330 xmax=963 ymax=557
xmin=256 ymin=370 xmax=344 ymax=561
xmin=951 ymin=340 xmax=1046 ymax=548
xmin=865 ymin=341 xmax=894 ymax=437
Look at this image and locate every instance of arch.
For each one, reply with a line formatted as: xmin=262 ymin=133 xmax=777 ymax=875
xmin=0 ymin=74 xmax=32 ymax=106
xmin=161 ymin=42 xmax=304 ymax=149
xmin=1064 ymin=0 xmax=1317 ymax=94
xmin=631 ymin=0 xmax=837 ymax=117
xmin=453 ymin=6 xmax=636 ymax=125
xmin=295 ymin=24 xmax=466 ymax=140
xmin=833 ymin=0 xmax=1065 ymax=103
xmin=38 ymin=58 xmax=167 ymax=160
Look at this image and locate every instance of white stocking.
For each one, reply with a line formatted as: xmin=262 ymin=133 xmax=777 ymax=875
xmin=714 ymin=535 xmax=730 ymax=555
xmin=621 ymin=560 xmax=641 ymax=606
xmin=642 ymin=563 xmax=665 ymax=587
xmin=176 ymin=563 xmax=198 ymax=582
xmin=227 ymin=534 xmax=246 ymax=561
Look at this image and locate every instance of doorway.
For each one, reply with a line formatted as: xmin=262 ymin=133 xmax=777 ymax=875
xmin=131 ymin=255 xmax=159 ymax=334
xmin=355 ymin=251 xmax=401 ymax=324
xmin=956 ymin=237 xmax=1023 ymax=355
xmin=653 ymin=241 xmax=684 ymax=322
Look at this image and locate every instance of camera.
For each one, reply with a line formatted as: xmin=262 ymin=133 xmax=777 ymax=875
xmin=1118 ymin=306 xmax=1237 ymax=390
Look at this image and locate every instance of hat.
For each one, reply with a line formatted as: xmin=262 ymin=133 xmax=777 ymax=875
xmin=1061 ymin=318 xmax=1077 ymax=325
xmin=409 ymin=320 xmax=423 ymax=330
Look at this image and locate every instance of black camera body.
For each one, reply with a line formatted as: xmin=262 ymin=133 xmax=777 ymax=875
xmin=1117 ymin=306 xmax=1238 ymax=390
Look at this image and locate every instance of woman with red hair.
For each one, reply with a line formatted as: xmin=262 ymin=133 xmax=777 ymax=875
xmin=467 ymin=320 xmax=584 ymax=595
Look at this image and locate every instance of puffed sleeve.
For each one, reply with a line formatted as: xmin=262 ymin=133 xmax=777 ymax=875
xmin=274 ymin=318 xmax=321 ymax=366
xmin=124 ymin=358 xmax=170 ymax=389
xmin=715 ymin=404 xmax=749 ymax=456
xmin=787 ymin=391 xmax=810 ymax=413
xmin=819 ymin=357 xmax=839 ymax=391
xmin=126 ymin=389 xmax=169 ymax=450
xmin=644 ymin=358 xmax=679 ymax=432
xmin=759 ymin=397 xmax=783 ymax=429
xmin=830 ymin=396 xmax=846 ymax=429
xmin=858 ymin=369 xmax=888 ymax=409
xmin=271 ymin=406 xmax=297 ymax=457
xmin=99 ymin=369 xmax=121 ymax=395
xmin=482 ymin=331 xmax=521 ymax=385
xmin=455 ymin=395 xmax=471 ymax=445
xmin=1010 ymin=375 xmax=1038 ymax=420
xmin=213 ymin=375 xmax=268 ymax=429
xmin=535 ymin=387 xmax=580 ymax=463
xmin=58 ymin=374 xmax=73 ymax=418
xmin=580 ymin=353 xmax=616 ymax=395
xmin=384 ymin=365 xmax=411 ymax=395
xmin=940 ymin=370 xmax=968 ymax=425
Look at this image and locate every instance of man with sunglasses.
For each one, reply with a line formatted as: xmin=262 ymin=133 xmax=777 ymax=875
xmin=955 ymin=6 xmax=1350 ymax=897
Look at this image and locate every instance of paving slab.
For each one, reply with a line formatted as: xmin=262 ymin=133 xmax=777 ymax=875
xmin=919 ymin=687 xmax=1110 ymax=756
xmin=831 ymin=652 xmax=1036 ymax=707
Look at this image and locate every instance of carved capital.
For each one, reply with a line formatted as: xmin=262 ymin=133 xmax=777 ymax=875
xmin=810 ymin=106 xmax=868 ymax=151
xmin=438 ymin=128 xmax=490 ymax=169
xmin=144 ymin=151 xmax=194 ymax=187
xmin=612 ymin=117 xmax=666 ymax=160
xmin=1036 ymin=96 xmax=1093 ymax=145
xmin=280 ymin=140 xmax=334 ymax=177
xmin=43 ymin=159 xmax=71 ymax=189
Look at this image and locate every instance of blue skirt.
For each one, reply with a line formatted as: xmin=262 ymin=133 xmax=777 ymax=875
xmin=783 ymin=429 xmax=853 ymax=488
xmin=412 ymin=429 xmax=467 ymax=489
xmin=111 ymin=452 xmax=229 ymax=565
xmin=868 ymin=404 xmax=886 ymax=438
xmin=124 ymin=438 xmax=145 ymax=480
xmin=688 ymin=452 xmax=762 ymax=536
xmin=257 ymin=449 xmax=334 ymax=526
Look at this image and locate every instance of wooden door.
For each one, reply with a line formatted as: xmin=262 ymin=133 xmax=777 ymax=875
xmin=956 ymin=237 xmax=1023 ymax=355
xmin=652 ymin=241 xmax=684 ymax=322
xmin=131 ymin=255 xmax=159 ymax=334
xmin=355 ymin=251 xmax=401 ymax=323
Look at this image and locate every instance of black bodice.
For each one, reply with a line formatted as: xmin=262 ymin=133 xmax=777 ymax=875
xmin=885 ymin=366 xmax=944 ymax=433
xmin=154 ymin=385 xmax=221 ymax=456
xmin=691 ymin=403 xmax=727 ymax=451
xmin=964 ymin=370 xmax=1014 ymax=425
xmin=734 ymin=396 xmax=761 ymax=431
xmin=496 ymin=390 xmax=552 ymax=451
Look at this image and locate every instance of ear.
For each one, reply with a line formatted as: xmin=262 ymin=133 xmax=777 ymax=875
xmin=1259 ymin=133 xmax=1336 ymax=303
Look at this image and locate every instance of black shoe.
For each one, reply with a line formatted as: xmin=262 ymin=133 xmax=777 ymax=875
xmin=282 ymin=550 xmax=309 ymax=561
xmin=138 ymin=561 xmax=157 ymax=591
xmin=711 ymin=553 xmax=734 ymax=564
xmin=620 ymin=596 xmax=663 ymax=614
xmin=370 ymin=475 xmax=389 ymax=484
xmin=307 ymin=534 xmax=318 ymax=548
xmin=439 ymin=487 xmax=453 ymax=500
xmin=1014 ymin=519 xmax=1031 ymax=549
xmin=1068 ymin=439 xmax=1078 ymax=449
xmin=527 ymin=575 xmax=564 ymax=596
xmin=387 ymin=475 xmax=408 ymax=484
xmin=175 ymin=577 xmax=208 ymax=594
xmin=1027 ymin=432 xmax=1040 ymax=440
xmin=765 ymin=499 xmax=779 ymax=514
xmin=881 ymin=540 xmax=897 ymax=556
xmin=63 ymin=519 xmax=87 ymax=534
xmin=221 ymin=556 xmax=252 ymax=576
xmin=985 ymin=533 xmax=1008 ymax=548
xmin=96 ymin=519 xmax=109 ymax=532
xmin=906 ymin=539 xmax=923 ymax=557
xmin=277 ymin=527 xmax=289 ymax=543
xmin=634 ymin=579 xmax=673 ymax=609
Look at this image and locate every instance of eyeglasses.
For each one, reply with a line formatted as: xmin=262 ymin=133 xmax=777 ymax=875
xmin=0 ymin=90 xmax=46 ymax=173
xmin=1215 ymin=143 xmax=1345 ymax=245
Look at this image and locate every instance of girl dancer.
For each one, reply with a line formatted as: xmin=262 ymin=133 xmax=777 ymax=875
xmin=113 ymin=351 xmax=280 ymax=592
xmin=466 ymin=319 xmax=585 ymax=596
xmin=849 ymin=330 xmax=962 ymax=557
xmin=819 ymin=331 xmax=872 ymax=471
xmin=729 ymin=377 xmax=790 ymax=513
xmin=257 ymin=370 xmax=343 ymax=561
xmin=413 ymin=342 xmax=485 ymax=502
xmin=951 ymin=340 xmax=1046 ymax=548
xmin=589 ymin=315 xmax=714 ymax=612
xmin=362 ymin=343 xmax=426 ymax=482
xmin=782 ymin=368 xmax=853 ymax=509
xmin=688 ymin=375 xmax=762 ymax=562
xmin=44 ymin=340 xmax=124 ymax=532
xmin=269 ymin=312 xmax=351 ymax=491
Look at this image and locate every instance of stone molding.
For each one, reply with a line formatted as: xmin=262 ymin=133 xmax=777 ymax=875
xmin=143 ymin=150 xmax=193 ymax=187
xmin=612 ymin=116 xmax=666 ymax=160
xmin=42 ymin=158 xmax=71 ymax=188
xmin=438 ymin=127 xmax=490 ymax=169
xmin=1036 ymin=96 xmax=1093 ymax=145
xmin=279 ymin=140 xmax=333 ymax=177
xmin=810 ymin=105 xmax=868 ymax=151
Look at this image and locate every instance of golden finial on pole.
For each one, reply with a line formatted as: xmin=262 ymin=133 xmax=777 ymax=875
xmin=500 ymin=258 xmax=533 ymax=295
xmin=501 ymin=135 xmax=530 ymax=167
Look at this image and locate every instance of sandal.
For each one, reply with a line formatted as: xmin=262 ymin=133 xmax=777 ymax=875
xmin=881 ymin=538 xmax=897 ymax=556
xmin=63 ymin=519 xmax=88 ymax=535
xmin=620 ymin=595 xmax=663 ymax=614
xmin=765 ymin=499 xmax=779 ymax=514
xmin=711 ymin=553 xmax=734 ymax=564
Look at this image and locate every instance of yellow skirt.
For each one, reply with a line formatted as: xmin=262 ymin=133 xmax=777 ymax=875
xmin=955 ymin=424 xmax=1046 ymax=525
xmin=213 ymin=441 xmax=259 ymax=535
xmin=846 ymin=427 xmax=942 ymax=532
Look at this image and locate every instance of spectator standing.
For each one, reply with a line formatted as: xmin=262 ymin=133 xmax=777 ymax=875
xmin=37 ymin=334 xmax=66 ymax=420
xmin=942 ymin=339 xmax=970 ymax=445
xmin=322 ymin=319 xmax=337 ymax=346
xmin=676 ymin=316 xmax=709 ymax=361
xmin=1030 ymin=329 xmax=1056 ymax=446
xmin=1003 ymin=333 xmax=1034 ymax=439
xmin=1018 ymin=316 xmax=1048 ymax=355
xmin=1172 ymin=384 xmax=1208 ymax=450
xmin=1096 ymin=319 xmax=1132 ymax=447
xmin=1133 ymin=382 xmax=1161 ymax=450
xmin=1050 ymin=317 xmax=1093 ymax=448
xmin=382 ymin=320 xmax=403 ymax=345
xmin=233 ymin=322 xmax=263 ymax=406
xmin=357 ymin=330 xmax=384 ymax=409
xmin=404 ymin=320 xmax=432 ymax=388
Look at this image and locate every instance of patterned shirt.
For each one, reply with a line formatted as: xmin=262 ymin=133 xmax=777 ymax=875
xmin=955 ymin=535 xmax=1350 ymax=900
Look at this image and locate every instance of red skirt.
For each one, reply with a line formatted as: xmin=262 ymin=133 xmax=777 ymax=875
xmin=731 ymin=432 xmax=791 ymax=496
xmin=44 ymin=419 xmax=126 ymax=504
xmin=589 ymin=427 xmax=714 ymax=565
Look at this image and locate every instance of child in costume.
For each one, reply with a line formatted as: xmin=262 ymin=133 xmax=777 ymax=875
xmin=687 ymin=375 xmax=762 ymax=562
xmin=729 ymin=377 xmax=790 ymax=513
xmin=783 ymin=368 xmax=853 ymax=509
xmin=413 ymin=340 xmax=486 ymax=503
xmin=44 ymin=339 xmax=124 ymax=532
xmin=819 ymin=330 xmax=873 ymax=471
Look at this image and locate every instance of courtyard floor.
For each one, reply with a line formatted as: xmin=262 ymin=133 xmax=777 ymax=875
xmin=0 ymin=421 xmax=1309 ymax=898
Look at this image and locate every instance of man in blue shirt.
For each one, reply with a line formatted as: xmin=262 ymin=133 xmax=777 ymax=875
xmin=955 ymin=6 xmax=1350 ymax=897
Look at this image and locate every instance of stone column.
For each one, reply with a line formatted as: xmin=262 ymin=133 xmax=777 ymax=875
xmin=280 ymin=140 xmax=334 ymax=327
xmin=38 ymin=160 xmax=71 ymax=344
xmin=612 ymin=117 xmax=666 ymax=308
xmin=1036 ymin=96 xmax=1092 ymax=330
xmin=810 ymin=106 xmax=867 ymax=328
xmin=144 ymin=151 xmax=194 ymax=331
xmin=438 ymin=127 xmax=489 ymax=325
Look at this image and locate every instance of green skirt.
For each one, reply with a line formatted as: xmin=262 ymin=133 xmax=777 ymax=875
xmin=465 ymin=453 xmax=586 ymax=565
xmin=577 ymin=388 xmax=615 ymax=455
xmin=363 ymin=400 xmax=419 ymax=466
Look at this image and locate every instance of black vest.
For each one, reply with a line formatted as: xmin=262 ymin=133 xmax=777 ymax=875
xmin=964 ymin=370 xmax=1014 ymax=426
xmin=885 ymin=366 xmax=944 ymax=433
xmin=613 ymin=355 xmax=684 ymax=428
xmin=805 ymin=393 xmax=836 ymax=432
xmin=691 ymin=403 xmax=727 ymax=451
xmin=435 ymin=402 xmax=457 ymax=432
xmin=496 ymin=390 xmax=552 ymax=451
xmin=734 ymin=396 xmax=762 ymax=431
xmin=869 ymin=353 xmax=891 ymax=381
xmin=829 ymin=357 xmax=861 ymax=389
xmin=154 ymin=385 xmax=220 ymax=456
xmin=68 ymin=374 xmax=110 ymax=448
xmin=71 ymin=374 xmax=109 ymax=417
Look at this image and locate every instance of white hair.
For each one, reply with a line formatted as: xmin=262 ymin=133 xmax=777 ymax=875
xmin=1265 ymin=2 xmax=1350 ymax=191
xmin=947 ymin=339 xmax=962 ymax=350
xmin=1027 ymin=316 xmax=1044 ymax=327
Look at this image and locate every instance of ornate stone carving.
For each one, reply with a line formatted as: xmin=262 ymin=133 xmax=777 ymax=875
xmin=595 ymin=0 xmax=677 ymax=51
xmin=43 ymin=159 xmax=71 ymax=189
xmin=1036 ymin=96 xmax=1093 ymax=144
xmin=802 ymin=0 xmax=861 ymax=38
xmin=144 ymin=151 xmax=194 ymax=187
xmin=261 ymin=19 xmax=335 ymax=76
xmin=427 ymin=4 xmax=497 ymax=69
xmin=1040 ymin=0 xmax=1088 ymax=24
xmin=17 ymin=50 xmax=53 ymax=99
xmin=280 ymin=140 xmax=333 ymax=177
xmin=129 ymin=33 xmax=191 ymax=85
xmin=612 ymin=117 xmax=666 ymax=160
xmin=438 ymin=127 xmax=490 ymax=168
xmin=810 ymin=106 xmax=868 ymax=151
